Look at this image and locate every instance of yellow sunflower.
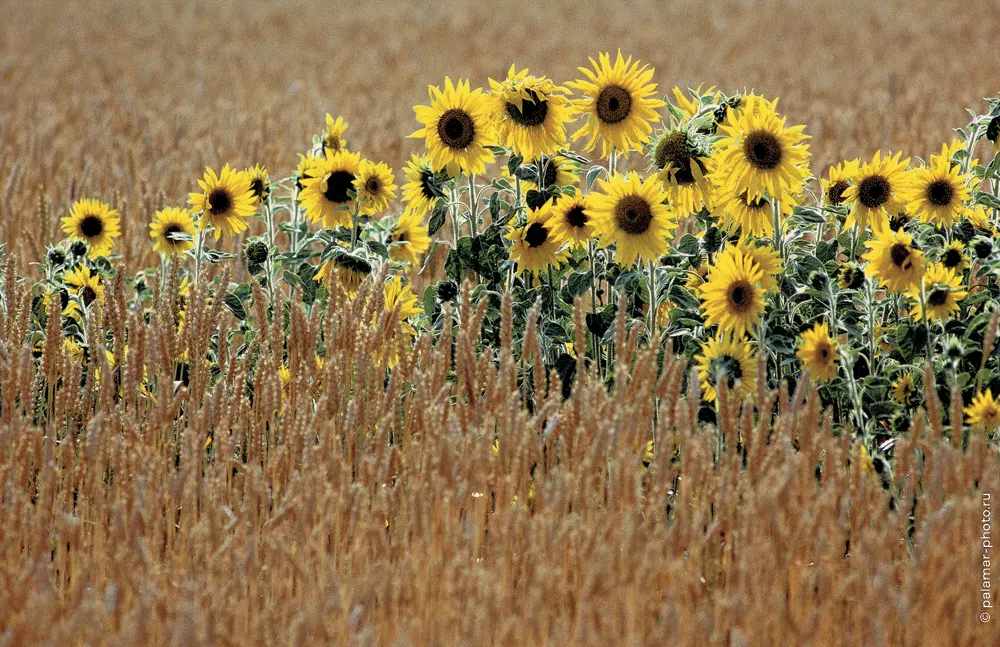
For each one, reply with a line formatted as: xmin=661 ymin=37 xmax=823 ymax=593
xmin=401 ymin=154 xmax=445 ymax=219
xmin=712 ymin=189 xmax=794 ymax=238
xmin=61 ymin=198 xmax=121 ymax=258
xmin=590 ymin=172 xmax=676 ymax=266
xmin=389 ymin=210 xmax=432 ymax=265
xmin=965 ymin=390 xmax=1000 ymax=432
xmin=796 ymin=321 xmax=839 ymax=383
xmin=699 ymin=245 xmax=767 ymax=338
xmin=903 ymin=156 xmax=972 ymax=228
xmin=295 ymin=153 xmax=324 ymax=190
xmin=969 ymin=204 xmax=997 ymax=236
xmin=735 ymin=238 xmax=783 ymax=292
xmin=245 ymin=164 xmax=271 ymax=203
xmin=821 ymin=159 xmax=860 ymax=208
xmin=891 ymin=372 xmax=915 ymax=405
xmin=314 ymin=252 xmax=370 ymax=298
xmin=149 ymin=207 xmax=195 ymax=256
xmin=841 ymin=151 xmax=911 ymax=232
xmin=712 ymin=101 xmax=811 ymax=202
xmin=939 ymin=241 xmax=968 ymax=273
xmin=862 ymin=227 xmax=925 ymax=293
xmin=323 ymin=114 xmax=349 ymax=154
xmin=354 ymin=160 xmax=397 ymax=217
xmin=505 ymin=204 xmax=570 ymax=276
xmin=410 ymin=77 xmax=497 ymax=178
xmin=63 ymin=265 xmax=104 ymax=307
xmin=488 ymin=65 xmax=576 ymax=159
xmin=567 ymin=51 xmax=666 ymax=157
xmin=298 ymin=149 xmax=362 ymax=229
xmin=695 ymin=333 xmax=758 ymax=403
xmin=187 ymin=164 xmax=256 ymax=239
xmin=381 ymin=276 xmax=423 ymax=367
xmin=906 ymin=263 xmax=967 ymax=323
xmin=547 ymin=189 xmax=596 ymax=248
xmin=670 ymin=85 xmax=719 ymax=119
xmin=648 ymin=129 xmax=713 ymax=218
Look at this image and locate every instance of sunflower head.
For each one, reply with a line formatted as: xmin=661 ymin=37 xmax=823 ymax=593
xmin=696 ymin=333 xmax=757 ymax=403
xmin=940 ymin=241 xmax=968 ymax=272
xmin=862 ymin=227 xmax=925 ymax=293
xmin=796 ymin=321 xmax=839 ymax=383
xmin=488 ymin=65 xmax=576 ymax=160
xmin=547 ymin=189 xmax=596 ymax=249
xmin=410 ymin=77 xmax=497 ymax=178
xmin=323 ymin=115 xmax=349 ymax=154
xmin=355 ymin=160 xmax=397 ymax=217
xmin=63 ymin=265 xmax=104 ymax=308
xmin=150 ymin=207 xmax=196 ymax=256
xmin=903 ymin=156 xmax=972 ymax=228
xmin=648 ymin=128 xmax=713 ymax=217
xmin=298 ymin=149 xmax=362 ymax=229
xmin=699 ymin=245 xmax=767 ymax=338
xmin=505 ymin=203 xmax=570 ymax=276
xmin=187 ymin=164 xmax=256 ymax=239
xmin=245 ymin=164 xmax=271 ymax=203
xmin=906 ymin=262 xmax=967 ymax=323
xmin=822 ymin=159 xmax=860 ymax=209
xmin=590 ymin=172 xmax=677 ymax=267
xmin=965 ymin=390 xmax=1000 ymax=433
xmin=61 ymin=198 xmax=121 ymax=258
xmin=836 ymin=262 xmax=866 ymax=290
xmin=890 ymin=372 xmax=916 ymax=405
xmin=842 ymin=150 xmax=911 ymax=232
xmin=389 ymin=210 xmax=432 ymax=265
xmin=401 ymin=154 xmax=447 ymax=219
xmin=712 ymin=189 xmax=794 ymax=239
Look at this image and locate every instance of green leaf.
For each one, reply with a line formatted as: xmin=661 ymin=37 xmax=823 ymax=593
xmin=565 ymin=271 xmax=592 ymax=298
xmin=427 ymin=205 xmax=447 ymax=236
xmin=585 ymin=165 xmax=605 ymax=191
xmin=224 ymin=290 xmax=248 ymax=321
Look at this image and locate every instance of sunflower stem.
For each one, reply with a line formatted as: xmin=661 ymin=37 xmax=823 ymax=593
xmin=647 ymin=260 xmax=657 ymax=345
xmin=349 ymin=200 xmax=361 ymax=250
xmin=467 ymin=174 xmax=479 ymax=236
xmin=588 ymin=240 xmax=601 ymax=379
xmin=920 ymin=277 xmax=934 ymax=362
xmin=193 ymin=221 xmax=205 ymax=284
xmin=771 ymin=196 xmax=783 ymax=258
xmin=548 ymin=265 xmax=556 ymax=320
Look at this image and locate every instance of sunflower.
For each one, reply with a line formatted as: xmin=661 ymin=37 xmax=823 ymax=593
xmin=670 ymin=85 xmax=719 ymax=119
xmin=323 ymin=114 xmax=349 ymax=154
xmin=187 ymin=165 xmax=256 ymax=239
xmin=841 ymin=151 xmax=911 ymax=231
xmin=965 ymin=390 xmax=1000 ymax=432
xmin=567 ymin=51 xmax=666 ymax=157
xmin=295 ymin=153 xmax=324 ymax=191
xmin=821 ymin=159 xmax=860 ymax=209
xmin=939 ymin=241 xmax=968 ymax=273
xmin=245 ymin=164 xmax=271 ymax=203
xmin=712 ymin=189 xmax=794 ymax=238
xmin=862 ymin=227 xmax=925 ymax=293
xmin=547 ymin=189 xmax=596 ymax=248
xmin=891 ymin=372 xmax=915 ymax=405
xmin=298 ymin=149 xmax=362 ymax=229
xmin=903 ymin=156 xmax=972 ymax=228
xmin=389 ymin=210 xmax=432 ymax=265
xmin=590 ymin=172 xmax=676 ymax=266
xmin=410 ymin=77 xmax=496 ymax=178
xmin=906 ymin=263 xmax=967 ymax=323
xmin=695 ymin=333 xmax=758 ymax=402
xmin=488 ymin=65 xmax=576 ymax=160
xmin=63 ymin=265 xmax=104 ymax=307
xmin=699 ymin=246 xmax=767 ymax=338
xmin=735 ymin=238 xmax=783 ymax=292
xmin=647 ymin=129 xmax=713 ymax=218
xmin=968 ymin=204 xmax=998 ymax=236
xmin=354 ymin=160 xmax=397 ymax=217
xmin=521 ymin=155 xmax=581 ymax=193
xmin=796 ymin=321 xmax=839 ymax=383
xmin=61 ymin=198 xmax=121 ymax=258
xmin=836 ymin=262 xmax=866 ymax=290
xmin=381 ymin=276 xmax=423 ymax=366
xmin=314 ymin=251 xmax=371 ymax=298
xmin=149 ymin=207 xmax=195 ymax=256
xmin=505 ymin=204 xmax=570 ymax=276
xmin=401 ymin=154 xmax=446 ymax=219
xmin=712 ymin=101 xmax=811 ymax=202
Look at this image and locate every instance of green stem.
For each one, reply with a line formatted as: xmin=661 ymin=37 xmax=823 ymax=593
xmin=193 ymin=222 xmax=206 ymax=283
xmin=771 ymin=196 xmax=783 ymax=258
xmin=588 ymin=241 xmax=601 ymax=378
xmin=468 ymin=174 xmax=479 ymax=235
xmin=647 ymin=259 xmax=657 ymax=344
xmin=349 ymin=200 xmax=361 ymax=250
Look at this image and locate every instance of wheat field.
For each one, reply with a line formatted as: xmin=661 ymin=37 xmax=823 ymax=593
xmin=2 ymin=1 xmax=1000 ymax=645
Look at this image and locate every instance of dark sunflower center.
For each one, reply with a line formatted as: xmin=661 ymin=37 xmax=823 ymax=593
xmin=81 ymin=286 xmax=97 ymax=306
xmin=80 ymin=215 xmax=104 ymax=238
xmin=565 ymin=205 xmax=588 ymax=229
xmin=654 ymin=131 xmax=700 ymax=185
xmin=741 ymin=192 xmax=769 ymax=211
xmin=743 ymin=131 xmax=782 ymax=170
xmin=595 ymin=85 xmax=632 ymax=124
xmin=419 ymin=169 xmax=440 ymax=200
xmin=926 ymin=179 xmax=954 ymax=206
xmin=828 ymin=180 xmax=849 ymax=206
xmin=164 ymin=224 xmax=184 ymax=240
xmin=858 ymin=175 xmax=890 ymax=208
xmin=817 ymin=343 xmax=832 ymax=361
xmin=728 ymin=280 xmax=753 ymax=311
xmin=889 ymin=243 xmax=911 ymax=269
xmin=437 ymin=109 xmax=476 ymax=149
xmin=208 ymin=189 xmax=233 ymax=215
xmin=710 ymin=355 xmax=743 ymax=390
xmin=943 ymin=248 xmax=962 ymax=268
xmin=524 ymin=222 xmax=549 ymax=248
xmin=324 ymin=170 xmax=356 ymax=204
xmin=614 ymin=195 xmax=653 ymax=235
xmin=928 ymin=289 xmax=949 ymax=306
xmin=505 ymin=94 xmax=549 ymax=127
xmin=249 ymin=178 xmax=265 ymax=198
xmin=365 ymin=178 xmax=381 ymax=194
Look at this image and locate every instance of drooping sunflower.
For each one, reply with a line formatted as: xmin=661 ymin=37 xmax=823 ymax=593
xmin=711 ymin=101 xmax=811 ymax=202
xmin=862 ymin=227 xmax=925 ymax=293
xmin=149 ymin=207 xmax=195 ymax=256
xmin=647 ymin=129 xmax=713 ymax=218
xmin=842 ymin=151 xmax=911 ymax=232
xmin=836 ymin=262 xmax=866 ymax=290
xmin=298 ymin=149 xmax=362 ymax=229
xmin=567 ymin=51 xmax=666 ymax=157
xmin=903 ymin=156 xmax=972 ymax=228
xmin=488 ymin=65 xmax=576 ymax=160
xmin=695 ymin=333 xmax=758 ymax=403
xmin=61 ymin=199 xmax=121 ymax=258
xmin=400 ymin=154 xmax=446 ymax=219
xmin=906 ymin=262 xmax=967 ymax=323
xmin=969 ymin=204 xmax=998 ymax=236
xmin=891 ymin=372 xmax=915 ymax=405
xmin=505 ymin=204 xmax=570 ymax=276
xmin=821 ymin=159 xmax=860 ymax=209
xmin=796 ymin=321 xmax=839 ymax=383
xmin=547 ymin=189 xmax=596 ymax=248
xmin=314 ymin=250 xmax=371 ymax=298
xmin=323 ymin=114 xmax=349 ymax=154
xmin=712 ymin=189 xmax=794 ymax=238
xmin=187 ymin=165 xmax=256 ymax=239
xmin=63 ymin=265 xmax=104 ymax=307
xmin=965 ymin=390 xmax=1000 ymax=432
xmin=590 ymin=172 xmax=676 ymax=266
xmin=736 ymin=238 xmax=783 ymax=292
xmin=410 ymin=77 xmax=496 ymax=178
xmin=699 ymin=246 xmax=767 ymax=338
xmin=354 ymin=160 xmax=397 ymax=217
xmin=939 ymin=241 xmax=968 ymax=273
xmin=389 ymin=210 xmax=432 ymax=265
xmin=245 ymin=164 xmax=271 ymax=203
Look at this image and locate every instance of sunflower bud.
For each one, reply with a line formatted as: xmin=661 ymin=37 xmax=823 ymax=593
xmin=69 ymin=240 xmax=88 ymax=258
xmin=973 ymin=236 xmax=993 ymax=259
xmin=808 ymin=271 xmax=828 ymax=290
xmin=47 ymin=248 xmax=67 ymax=266
xmin=437 ymin=281 xmax=458 ymax=303
xmin=245 ymin=240 xmax=268 ymax=265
